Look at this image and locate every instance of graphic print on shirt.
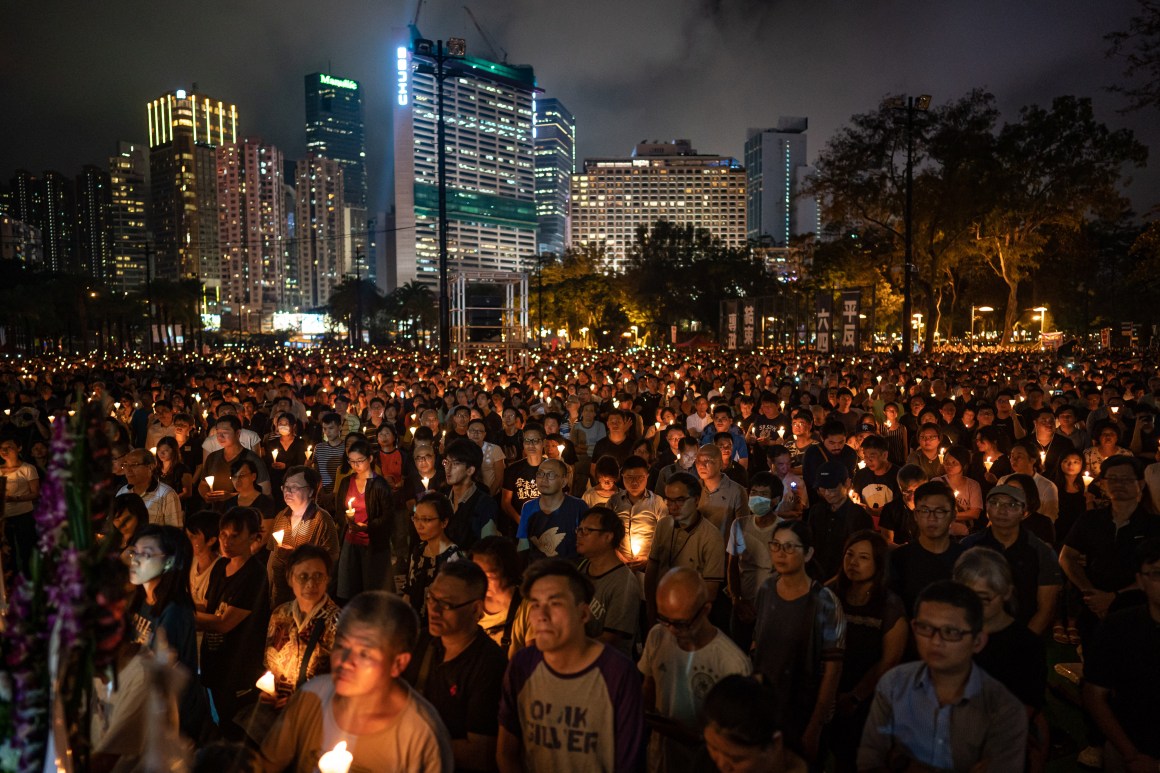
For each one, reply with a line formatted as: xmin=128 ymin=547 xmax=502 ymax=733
xmin=531 ymin=527 xmax=566 ymax=557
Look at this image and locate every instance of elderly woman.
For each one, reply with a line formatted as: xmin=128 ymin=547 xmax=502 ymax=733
xmin=117 ymin=448 xmax=183 ymax=527
xmin=263 ymin=545 xmax=341 ymax=706
xmin=258 ymin=591 xmax=453 ymax=772
xmin=268 ymin=465 xmax=340 ymax=609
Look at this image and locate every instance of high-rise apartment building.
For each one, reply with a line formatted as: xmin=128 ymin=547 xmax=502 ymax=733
xmin=147 ymin=89 xmax=237 ymax=291
xmin=393 ymin=37 xmax=538 ymax=289
xmin=293 ymin=154 xmax=345 ymax=309
xmin=76 ymin=165 xmax=113 ymax=281
xmin=217 ymin=137 xmax=287 ymax=324
xmin=0 ymin=216 xmax=42 ymax=266
xmin=305 ymin=73 xmax=368 ymax=210
xmin=744 ymin=117 xmax=818 ymax=246
xmin=107 ymin=141 xmax=151 ymax=292
xmin=534 ymin=98 xmax=575 ymax=257
xmin=39 ymin=171 xmax=76 ymax=273
xmin=570 ymin=140 xmax=747 ymax=272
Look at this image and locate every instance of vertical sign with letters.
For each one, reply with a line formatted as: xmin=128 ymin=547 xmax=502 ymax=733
xmin=840 ymin=289 xmax=862 ymax=352
xmin=815 ymin=292 xmax=833 ymax=354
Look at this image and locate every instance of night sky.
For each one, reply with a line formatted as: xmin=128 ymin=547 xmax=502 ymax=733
xmin=2 ymin=0 xmax=1156 ymax=216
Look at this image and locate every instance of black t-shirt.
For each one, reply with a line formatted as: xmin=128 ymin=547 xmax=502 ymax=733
xmin=805 ymin=500 xmax=874 ymax=581
xmin=403 ymin=629 xmax=508 ymax=772
xmin=975 ymin=622 xmax=1047 ymax=710
xmin=1064 ymin=505 xmax=1160 ymax=592
xmin=1084 ymin=606 xmax=1160 ymax=757
xmin=877 ymin=500 xmax=915 ymax=544
xmin=888 ymin=540 xmax=966 ymax=616
xmin=852 ymin=465 xmax=900 ymax=514
xmin=502 ymin=459 xmax=541 ymax=521
xmin=837 ymin=590 xmax=906 ymax=694
xmin=200 ymin=557 xmax=270 ymax=691
xmin=591 ymin=435 xmax=634 ymax=468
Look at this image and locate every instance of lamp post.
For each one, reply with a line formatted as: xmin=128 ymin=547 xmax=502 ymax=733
xmin=413 ymin=37 xmax=466 ymax=369
xmin=1033 ymin=306 xmax=1048 ymax=338
xmin=970 ymin=305 xmax=993 ymax=344
xmin=887 ymin=94 xmax=932 ymax=356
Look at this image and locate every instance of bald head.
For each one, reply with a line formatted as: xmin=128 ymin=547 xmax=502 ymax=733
xmin=656 ymin=566 xmax=708 ymax=621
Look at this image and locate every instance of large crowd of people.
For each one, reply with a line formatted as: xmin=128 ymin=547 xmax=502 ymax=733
xmin=3 ymin=344 xmax=1160 ymax=772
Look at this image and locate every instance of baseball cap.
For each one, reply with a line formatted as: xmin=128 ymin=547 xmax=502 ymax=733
xmin=986 ymin=484 xmax=1026 ymax=505
xmin=815 ymin=461 xmax=850 ymax=489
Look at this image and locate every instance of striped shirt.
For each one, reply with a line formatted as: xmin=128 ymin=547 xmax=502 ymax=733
xmin=312 ymin=440 xmax=346 ymax=488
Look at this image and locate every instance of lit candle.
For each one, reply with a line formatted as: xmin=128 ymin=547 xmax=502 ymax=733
xmin=777 ymin=426 xmax=785 ymax=439
xmin=306 ymin=445 xmax=313 ymax=460
xmin=983 ymin=457 xmax=993 ymax=472
xmin=205 ymin=475 xmax=215 ymax=490
xmin=885 ymin=419 xmax=892 ymax=429
xmin=939 ymin=447 xmax=946 ymax=463
xmin=1038 ymin=450 xmax=1047 ymax=466
xmin=1082 ymin=471 xmax=1094 ymax=488
xmin=273 ymin=529 xmax=285 ymax=546
xmin=346 ymin=497 xmax=356 ymax=522
xmin=256 ymin=671 xmax=276 ymax=696
xmin=421 ymin=477 xmax=430 ymax=491
xmin=848 ymin=489 xmax=859 ymax=503
xmin=317 ymin=741 xmax=353 ymax=773
xmin=272 ymin=448 xmax=280 ymax=463
xmin=1111 ymin=406 xmax=1120 ymax=415
xmin=150 ymin=446 xmax=158 ymax=456
xmin=857 ymin=460 xmax=867 ymax=469
xmin=556 ymin=443 xmax=565 ymax=456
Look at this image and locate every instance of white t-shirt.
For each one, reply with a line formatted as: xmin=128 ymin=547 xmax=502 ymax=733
xmin=2 ymin=462 xmax=39 ymax=518
xmin=726 ymin=515 xmax=778 ymax=604
xmin=638 ymin=625 xmax=751 ymax=773
xmin=117 ymin=481 xmax=183 ymax=527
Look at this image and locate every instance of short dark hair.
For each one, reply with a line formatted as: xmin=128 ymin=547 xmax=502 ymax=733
xmin=1134 ymin=537 xmax=1160 ymax=572
xmin=666 ymin=471 xmax=702 ymax=498
xmin=620 ymin=455 xmax=648 ymax=473
xmin=229 ymin=456 xmax=258 ymax=477
xmin=185 ymin=509 xmax=221 ymax=542
xmin=915 ymin=579 xmax=984 ymax=633
xmin=321 ymin=411 xmax=342 ymax=426
xmin=820 ymin=420 xmax=847 ymax=438
xmin=521 ymin=557 xmax=594 ymax=605
xmin=444 ymin=438 xmax=483 ymax=471
xmin=913 ymin=479 xmax=954 ymax=508
xmin=286 ymin=543 xmax=334 ymax=577
xmin=583 ymin=505 xmax=625 ymax=547
xmin=860 ymin=434 xmax=888 ymax=453
xmin=337 ymin=591 xmax=419 ymax=654
xmin=898 ymin=463 xmax=930 ymax=488
xmin=214 ymin=414 xmax=242 ymax=433
xmin=219 ymin=506 xmax=260 ymax=535
xmin=416 ymin=491 xmax=454 ymax=523
xmin=284 ymin=465 xmax=320 ymax=495
xmin=748 ymin=471 xmax=783 ymax=498
xmin=436 ymin=558 xmax=488 ymax=599
xmin=470 ymin=536 xmax=522 ymax=589
xmin=701 ymin=675 xmax=781 ymax=748
xmin=593 ymin=455 xmax=621 ymax=480
xmin=1101 ymin=454 xmax=1143 ymax=480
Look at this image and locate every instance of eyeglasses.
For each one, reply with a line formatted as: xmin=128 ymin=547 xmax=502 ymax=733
xmin=347 ymin=456 xmax=369 ymax=465
xmin=768 ymin=540 xmax=805 ymax=554
xmin=575 ymin=526 xmax=609 ymax=536
xmin=425 ymin=588 xmax=481 ymax=613
xmin=912 ymin=619 xmax=975 ymax=642
xmin=664 ymin=495 xmax=691 ymax=506
xmin=281 ymin=484 xmax=309 ymax=493
xmin=442 ymin=459 xmax=465 ymax=468
xmin=291 ymin=571 xmax=327 ymax=586
xmin=987 ymin=499 xmax=1024 ymax=511
xmin=656 ymin=606 xmax=706 ymax=632
xmin=535 ymin=470 xmax=560 ymax=480
xmin=127 ymin=549 xmax=164 ymax=562
xmin=523 ymin=437 xmax=544 ymax=445
xmin=914 ymin=507 xmax=952 ymax=519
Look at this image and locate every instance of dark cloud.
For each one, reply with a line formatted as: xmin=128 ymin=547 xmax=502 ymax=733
xmin=2 ymin=0 xmax=1155 ymax=214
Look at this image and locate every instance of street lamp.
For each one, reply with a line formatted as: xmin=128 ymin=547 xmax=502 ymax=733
xmin=970 ymin=305 xmax=993 ymax=343
xmin=887 ymin=94 xmax=932 ymax=356
xmin=413 ymin=37 xmax=466 ymax=369
xmin=1033 ymin=306 xmax=1048 ymax=337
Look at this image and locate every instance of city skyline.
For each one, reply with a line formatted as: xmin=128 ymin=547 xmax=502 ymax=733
xmin=3 ymin=0 xmax=1158 ymax=218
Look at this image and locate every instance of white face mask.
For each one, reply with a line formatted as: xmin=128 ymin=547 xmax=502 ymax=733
xmin=278 ymin=425 xmax=292 ymax=436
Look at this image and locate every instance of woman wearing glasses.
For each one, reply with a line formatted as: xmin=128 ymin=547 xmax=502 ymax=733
xmin=267 ymin=466 xmax=339 ymax=609
xmin=402 ymin=492 xmax=464 ymax=623
xmin=751 ymin=520 xmax=846 ymax=765
xmin=265 ymin=411 xmax=308 ymax=510
xmin=224 ymin=457 xmax=279 ymax=555
xmin=335 ymin=440 xmax=395 ymax=602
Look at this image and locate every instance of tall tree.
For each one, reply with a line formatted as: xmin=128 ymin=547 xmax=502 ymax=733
xmin=1107 ymin=0 xmax=1160 ymax=114
xmin=973 ymin=96 xmax=1147 ymax=342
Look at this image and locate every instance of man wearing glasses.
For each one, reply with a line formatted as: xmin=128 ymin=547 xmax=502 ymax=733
xmin=961 ymin=484 xmax=1061 ymax=636
xmin=575 ymin=506 xmax=641 ymax=657
xmin=501 ymin=425 xmax=546 ymax=531
xmin=639 ymin=567 xmax=750 ymax=773
xmin=1061 ymin=456 xmax=1160 ymax=648
xmin=517 ymin=457 xmax=588 ymax=562
xmin=858 ymin=580 xmax=1028 ymax=772
xmin=888 ymin=480 xmax=966 ymax=615
xmin=404 ymin=560 xmax=508 ymax=773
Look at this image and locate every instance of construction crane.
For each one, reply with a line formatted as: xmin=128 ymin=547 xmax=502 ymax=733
xmin=410 ymin=0 xmax=424 ymax=32
xmin=463 ymin=6 xmax=507 ymax=63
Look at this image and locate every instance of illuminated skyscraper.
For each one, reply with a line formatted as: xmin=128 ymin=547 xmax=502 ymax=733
xmin=39 ymin=171 xmax=76 ymax=273
xmin=534 ymin=97 xmax=575 ymax=257
xmin=305 ymin=73 xmax=368 ymax=210
xmin=76 ymin=165 xmax=113 ymax=281
xmin=293 ymin=154 xmax=346 ymax=309
xmin=744 ymin=117 xmax=818 ymax=246
xmin=217 ymin=137 xmax=287 ymax=326
xmin=570 ymin=140 xmax=747 ymax=272
xmin=147 ymin=89 xmax=237 ymax=293
xmin=107 ymin=141 xmax=150 ymax=292
xmin=393 ymin=36 xmax=538 ymax=289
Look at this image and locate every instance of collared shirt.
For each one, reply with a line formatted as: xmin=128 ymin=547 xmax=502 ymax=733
xmin=697 ymin=474 xmax=749 ymax=538
xmin=608 ymin=489 xmax=664 ymax=562
xmin=858 ymin=661 xmax=1028 ymax=772
xmin=648 ymin=515 xmax=726 ymax=585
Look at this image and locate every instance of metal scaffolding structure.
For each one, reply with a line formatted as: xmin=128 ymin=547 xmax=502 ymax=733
xmin=449 ymin=270 xmax=531 ymax=365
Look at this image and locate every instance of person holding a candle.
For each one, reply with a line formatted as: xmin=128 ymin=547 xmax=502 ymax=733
xmin=933 ymin=445 xmax=983 ymax=535
xmin=403 ymin=559 xmax=508 ymax=773
xmin=335 ymin=440 xmax=395 ymax=602
xmin=259 ymin=590 xmax=454 ymax=772
xmin=224 ymin=457 xmax=280 ymax=555
xmin=198 ymin=415 xmax=271 ymax=511
xmin=497 ymin=559 xmax=644 ymax=773
xmin=0 ymin=434 xmax=40 ymax=574
xmin=266 ymin=412 xmax=308 ymax=510
xmin=608 ymin=455 xmax=664 ymax=573
xmin=575 ymin=506 xmax=641 ymax=657
xmin=263 ymin=544 xmax=341 ymax=707
xmin=156 ymin=436 xmax=194 ymax=510
xmin=197 ymin=506 xmax=271 ymax=738
xmin=970 ymin=425 xmax=1012 ymax=496
xmin=268 ymin=466 xmax=340 ymax=608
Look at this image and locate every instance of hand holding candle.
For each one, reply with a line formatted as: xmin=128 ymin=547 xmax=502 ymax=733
xmin=346 ymin=497 xmax=356 ymax=522
xmin=256 ymin=671 xmax=276 ymax=696
xmin=318 ymin=741 xmax=353 ymax=773
xmin=273 ymin=529 xmax=285 ymax=547
xmin=205 ymin=475 xmax=215 ymax=491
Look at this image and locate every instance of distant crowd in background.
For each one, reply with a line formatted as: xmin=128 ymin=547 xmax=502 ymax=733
xmin=2 ymin=345 xmax=1160 ymax=772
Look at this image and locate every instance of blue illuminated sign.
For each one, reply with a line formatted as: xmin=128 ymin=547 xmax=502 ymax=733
xmin=396 ymin=46 xmax=409 ymax=107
